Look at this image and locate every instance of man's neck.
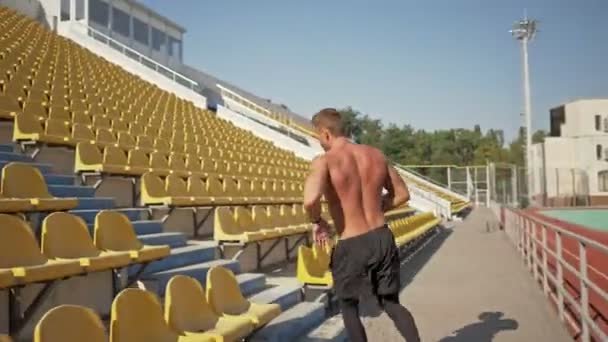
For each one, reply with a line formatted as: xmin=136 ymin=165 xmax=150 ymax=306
xmin=328 ymin=137 xmax=349 ymax=151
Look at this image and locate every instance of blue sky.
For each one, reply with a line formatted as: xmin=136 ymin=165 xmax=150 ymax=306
xmin=141 ymin=0 xmax=607 ymax=141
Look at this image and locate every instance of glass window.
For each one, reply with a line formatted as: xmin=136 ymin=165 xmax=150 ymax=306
xmin=60 ymin=0 xmax=70 ymax=21
xmin=133 ymin=17 xmax=148 ymax=45
xmin=597 ymin=145 xmax=603 ymax=160
xmin=75 ymin=0 xmax=85 ymax=20
xmin=151 ymin=27 xmax=166 ymax=51
xmin=89 ymin=0 xmax=109 ymax=26
xmin=111 ymin=7 xmax=130 ymax=37
xmin=168 ymin=36 xmax=181 ymax=58
xmin=598 ymin=170 xmax=608 ymax=192
xmin=595 ymin=115 xmax=601 ymax=131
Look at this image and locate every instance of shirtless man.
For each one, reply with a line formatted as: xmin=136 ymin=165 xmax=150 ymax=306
xmin=303 ymin=108 xmax=421 ymax=342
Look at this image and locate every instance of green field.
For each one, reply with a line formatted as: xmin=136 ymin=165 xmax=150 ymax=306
xmin=540 ymin=209 xmax=608 ymax=232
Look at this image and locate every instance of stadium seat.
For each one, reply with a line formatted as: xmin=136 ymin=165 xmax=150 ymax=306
xmin=13 ymin=112 xmax=71 ymax=145
xmin=206 ymin=266 xmax=281 ymax=327
xmin=94 ymin=210 xmax=170 ymax=263
xmin=165 ymin=275 xmax=254 ymax=341
xmin=0 ymin=194 xmax=33 ymax=213
xmin=214 ymin=206 xmax=263 ymax=243
xmin=41 ymin=212 xmax=132 ymax=272
xmin=0 ymin=335 xmax=12 ymax=342
xmin=0 ymin=214 xmax=82 ymax=287
xmin=296 ymin=245 xmax=333 ymax=287
xmin=251 ymin=206 xmax=282 ymax=238
xmin=1 ymin=162 xmax=79 ymax=211
xmin=34 ymin=304 xmax=106 ymax=342
xmin=111 ymin=288 xmax=213 ymax=342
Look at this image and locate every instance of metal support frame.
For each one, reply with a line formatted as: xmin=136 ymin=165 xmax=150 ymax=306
xmin=191 ymin=207 xmax=213 ymax=238
xmin=8 ymin=281 xmax=59 ymax=337
xmin=504 ymin=209 xmax=608 ymax=342
xmin=17 ymin=141 xmax=41 ymax=159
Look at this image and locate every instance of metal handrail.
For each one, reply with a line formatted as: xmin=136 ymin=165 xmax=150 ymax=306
xmin=77 ymin=22 xmax=200 ymax=92
xmin=504 ymin=208 xmax=608 ymax=341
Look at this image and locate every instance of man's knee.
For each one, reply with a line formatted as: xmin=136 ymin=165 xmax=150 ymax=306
xmin=378 ymin=293 xmax=400 ymax=307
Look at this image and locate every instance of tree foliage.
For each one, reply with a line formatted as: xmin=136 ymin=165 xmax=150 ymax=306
xmin=337 ymin=107 xmax=545 ymax=181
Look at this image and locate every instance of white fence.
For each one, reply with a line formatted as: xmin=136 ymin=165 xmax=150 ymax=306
xmin=503 ymin=208 xmax=608 ymax=341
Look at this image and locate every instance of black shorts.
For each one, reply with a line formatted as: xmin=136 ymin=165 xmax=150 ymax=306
xmin=330 ymin=225 xmax=400 ymax=300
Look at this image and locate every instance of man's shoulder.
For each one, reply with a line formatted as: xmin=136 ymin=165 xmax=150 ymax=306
xmin=352 ymin=143 xmax=387 ymax=161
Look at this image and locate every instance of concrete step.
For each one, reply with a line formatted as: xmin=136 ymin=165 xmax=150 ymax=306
xmin=248 ymin=284 xmax=303 ymax=311
xmin=147 ymin=258 xmax=241 ymax=296
xmin=141 ymin=242 xmax=218 ymax=275
xmin=139 ymin=232 xmax=187 ymax=248
xmin=74 ymin=197 xmax=114 ymax=210
xmin=236 ymin=273 xmax=268 ymax=297
xmin=0 ymin=151 xmax=32 ymax=162
xmin=71 ymin=208 xmax=148 ymax=224
xmin=250 ymin=302 xmax=326 ymax=342
xmin=49 ymin=185 xmax=96 ymax=198
xmin=0 ymin=160 xmax=53 ymax=173
xmin=86 ymin=220 xmax=164 ymax=237
xmin=297 ymin=315 xmax=346 ymax=342
xmin=0 ymin=145 xmax=14 ymax=153
xmin=44 ymin=174 xmax=75 ymax=185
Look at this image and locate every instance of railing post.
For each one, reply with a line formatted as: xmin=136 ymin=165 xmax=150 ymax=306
xmin=541 ymin=225 xmax=549 ymax=295
xmin=556 ymin=232 xmax=564 ymax=322
xmin=526 ymin=219 xmax=533 ymax=270
xmin=532 ymin=222 xmax=538 ymax=281
xmin=579 ymin=241 xmax=590 ymax=342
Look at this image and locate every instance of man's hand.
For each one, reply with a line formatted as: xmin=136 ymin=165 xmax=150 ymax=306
xmin=312 ymin=218 xmax=331 ymax=245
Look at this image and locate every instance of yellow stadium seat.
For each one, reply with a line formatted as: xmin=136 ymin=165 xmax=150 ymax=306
xmin=91 ymin=115 xmax=111 ymax=129
xmin=96 ymin=127 xmax=117 ymax=147
xmin=1 ymin=162 xmax=79 ymax=211
xmin=136 ymin=135 xmax=155 ymax=152
xmin=214 ymin=207 xmax=264 ymax=243
xmin=252 ymin=206 xmax=281 ymax=238
xmin=116 ymin=131 xmax=136 ymax=148
xmin=154 ymin=139 xmax=171 ymax=153
xmin=34 ymin=304 xmax=106 ymax=342
xmin=166 ymin=174 xmax=198 ymax=206
xmin=71 ymin=123 xmax=95 ymax=143
xmin=41 ymin=212 xmax=132 ymax=272
xmin=186 ymin=176 xmax=215 ymax=206
xmin=0 ymin=193 xmax=33 ymax=212
xmin=0 ymin=214 xmax=82 ymax=287
xmin=267 ymin=206 xmax=296 ymax=235
xmin=0 ymin=334 xmax=12 ymax=342
xmin=141 ymin=172 xmax=173 ymax=206
xmin=111 ymin=288 xmax=213 ymax=342
xmin=206 ymin=266 xmax=281 ymax=327
xmin=13 ymin=112 xmax=69 ymax=145
xmin=72 ymin=112 xmax=92 ymax=126
xmin=150 ymin=152 xmax=174 ymax=175
xmin=165 ymin=275 xmax=254 ymax=342
xmin=297 ymin=245 xmax=333 ymax=287
xmin=168 ymin=154 xmax=190 ymax=175
xmin=206 ymin=175 xmax=232 ymax=204
xmin=127 ymin=149 xmax=152 ymax=173
xmin=45 ymin=119 xmax=75 ymax=145
xmin=94 ymin=210 xmax=170 ymax=263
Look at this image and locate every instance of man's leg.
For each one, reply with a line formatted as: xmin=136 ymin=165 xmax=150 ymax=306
xmin=339 ymin=297 xmax=367 ymax=342
xmin=379 ymin=293 xmax=421 ymax=342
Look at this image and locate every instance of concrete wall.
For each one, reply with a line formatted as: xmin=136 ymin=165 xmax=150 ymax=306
xmin=217 ymin=105 xmax=321 ymax=160
xmin=1 ymin=0 xmax=51 ymax=28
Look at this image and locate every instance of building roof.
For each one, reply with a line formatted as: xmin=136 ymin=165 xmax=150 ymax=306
xmin=125 ymin=0 xmax=186 ymax=33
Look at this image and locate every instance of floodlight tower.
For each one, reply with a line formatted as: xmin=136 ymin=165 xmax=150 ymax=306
xmin=511 ymin=14 xmax=537 ymax=205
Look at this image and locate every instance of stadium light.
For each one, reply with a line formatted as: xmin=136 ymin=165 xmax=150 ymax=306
xmin=510 ymin=13 xmax=538 ymax=206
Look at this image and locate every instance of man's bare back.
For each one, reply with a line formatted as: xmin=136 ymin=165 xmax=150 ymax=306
xmin=321 ymin=140 xmax=389 ymax=239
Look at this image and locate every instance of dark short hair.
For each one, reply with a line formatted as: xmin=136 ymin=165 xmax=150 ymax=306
xmin=311 ymin=108 xmax=345 ymax=136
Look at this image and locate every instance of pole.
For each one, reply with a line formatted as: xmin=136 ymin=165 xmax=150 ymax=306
xmin=447 ymin=167 xmax=452 ymax=190
xmin=521 ymin=35 xmax=534 ymax=205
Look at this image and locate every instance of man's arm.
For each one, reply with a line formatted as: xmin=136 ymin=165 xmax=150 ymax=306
xmin=382 ymin=162 xmax=410 ymax=212
xmin=303 ymin=155 xmax=330 ymax=222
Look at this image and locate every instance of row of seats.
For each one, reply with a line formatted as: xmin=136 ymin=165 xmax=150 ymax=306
xmin=141 ymin=173 xmax=303 ymax=207
xmin=214 ymin=205 xmax=312 ymax=243
xmin=0 ymin=162 xmax=78 ymax=212
xmin=75 ymin=142 xmax=307 ymax=180
xmin=0 ymin=211 xmax=169 ymax=289
xmin=296 ymin=212 xmax=441 ymax=287
xmin=402 ymin=175 xmax=470 ymax=214
xmin=19 ymin=268 xmax=279 ymax=342
xmin=14 ymin=112 xmax=308 ymax=172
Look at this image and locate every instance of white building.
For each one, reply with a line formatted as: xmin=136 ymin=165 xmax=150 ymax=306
xmin=531 ymin=99 xmax=608 ymax=206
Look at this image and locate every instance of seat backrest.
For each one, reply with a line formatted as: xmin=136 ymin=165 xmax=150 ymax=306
xmin=103 ymin=146 xmax=128 ymax=165
xmin=184 ymin=154 xmax=200 ymax=171
xmin=187 ymin=176 xmax=207 ymax=197
xmin=165 ymin=275 xmax=220 ymax=333
xmin=111 ymin=288 xmax=179 ymax=342
xmin=206 ymin=266 xmax=248 ymax=316
xmin=1 ymin=162 xmax=51 ymax=198
xmin=153 ymin=139 xmax=170 ymax=152
xmin=214 ymin=207 xmax=241 ymax=235
xmin=136 ymin=135 xmax=154 ymax=150
xmin=72 ymin=123 xmax=95 ymax=141
xmin=94 ymin=210 xmax=142 ymax=251
xmin=35 ymin=304 xmax=106 ymax=342
xmin=150 ymin=152 xmax=170 ymax=169
xmin=312 ymin=243 xmax=331 ymax=269
xmin=166 ymin=174 xmax=188 ymax=197
xmin=141 ymin=172 xmax=168 ymax=201
xmin=45 ymin=119 xmax=70 ymax=137
xmin=206 ymin=175 xmax=225 ymax=197
xmin=266 ymin=206 xmax=283 ymax=227
xmin=298 ymin=245 xmax=323 ymax=276
xmin=42 ymin=212 xmax=99 ymax=259
xmin=0 ymin=214 xmax=47 ymax=268
xmin=252 ymin=206 xmax=272 ymax=229
xmin=127 ymin=149 xmax=149 ymax=168
xmin=117 ymin=132 xmax=135 ymax=148
xmin=96 ymin=127 xmax=116 ymax=145
xmin=223 ymin=177 xmax=240 ymax=197
xmin=92 ymin=115 xmax=111 ymax=129
xmin=15 ymin=111 xmax=43 ymax=135
xmin=75 ymin=142 xmax=103 ymax=165
xmin=234 ymin=207 xmax=256 ymax=232
xmin=168 ymin=154 xmax=187 ymax=171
